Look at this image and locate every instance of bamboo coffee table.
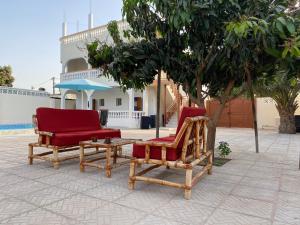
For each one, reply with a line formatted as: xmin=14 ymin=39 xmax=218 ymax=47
xmin=79 ymin=138 xmax=139 ymax=177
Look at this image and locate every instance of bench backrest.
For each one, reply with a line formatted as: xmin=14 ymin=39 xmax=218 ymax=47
xmin=36 ymin=108 xmax=101 ymax=133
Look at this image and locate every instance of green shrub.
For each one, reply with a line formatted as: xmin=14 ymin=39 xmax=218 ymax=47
xmin=217 ymin=141 xmax=231 ymax=158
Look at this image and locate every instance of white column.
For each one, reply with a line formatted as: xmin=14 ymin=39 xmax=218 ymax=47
xmin=62 ymin=22 xmax=67 ymax=37
xmin=143 ymin=88 xmax=149 ymax=116
xmin=60 ymin=89 xmax=67 ymax=109
xmin=86 ymin=90 xmax=95 ymax=110
xmin=127 ymin=89 xmax=134 ymax=115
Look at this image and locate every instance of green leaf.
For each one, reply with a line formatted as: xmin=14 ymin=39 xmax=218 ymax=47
xmin=286 ymin=22 xmax=295 ymax=34
xmin=282 ymin=47 xmax=289 ymax=58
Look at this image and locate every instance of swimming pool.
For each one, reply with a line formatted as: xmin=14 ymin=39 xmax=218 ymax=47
xmin=0 ymin=123 xmax=33 ymax=130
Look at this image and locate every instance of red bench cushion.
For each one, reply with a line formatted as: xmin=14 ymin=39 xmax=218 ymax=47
xmin=36 ymin=108 xmax=101 ymax=133
xmin=133 ymin=107 xmax=206 ymax=161
xmin=51 ymin=129 xmax=121 ymax=146
xmin=133 ymin=136 xmax=180 ymax=161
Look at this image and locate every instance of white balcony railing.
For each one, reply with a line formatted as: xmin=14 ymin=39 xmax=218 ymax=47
xmin=108 ymin=111 xmax=145 ymax=119
xmin=60 ymin=69 xmax=100 ymax=82
xmin=60 ymin=21 xmax=129 ymax=45
xmin=107 ymin=111 xmax=145 ymax=128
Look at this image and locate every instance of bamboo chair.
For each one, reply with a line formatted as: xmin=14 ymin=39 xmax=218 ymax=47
xmin=128 ymin=115 xmax=213 ymax=200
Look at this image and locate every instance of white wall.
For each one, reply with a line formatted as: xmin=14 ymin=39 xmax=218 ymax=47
xmin=0 ymin=88 xmax=50 ymax=125
xmin=93 ymin=87 xmax=129 ymax=111
xmin=256 ymin=95 xmax=300 ymax=130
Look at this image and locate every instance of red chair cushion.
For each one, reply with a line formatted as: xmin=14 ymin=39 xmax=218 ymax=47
xmin=51 ymin=129 xmax=121 ymax=146
xmin=133 ymin=107 xmax=206 ymax=161
xmin=36 ymin=108 xmax=101 ymax=133
xmin=133 ymin=136 xmax=181 ymax=161
xmin=176 ymin=107 xmax=206 ymax=135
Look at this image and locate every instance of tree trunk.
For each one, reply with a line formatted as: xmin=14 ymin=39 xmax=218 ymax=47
xmin=207 ymin=102 xmax=226 ymax=158
xmin=278 ymin=109 xmax=296 ymax=134
xmin=156 ymin=69 xmax=161 ymax=138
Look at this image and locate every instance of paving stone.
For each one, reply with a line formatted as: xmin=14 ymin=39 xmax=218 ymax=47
xmin=274 ymin=206 xmax=300 ymax=225
xmin=0 ymin=180 xmax=48 ymax=197
xmin=2 ymin=208 xmax=78 ymax=225
xmin=21 ymin=186 xmax=75 ymax=207
xmin=231 ymin=185 xmax=277 ymax=202
xmin=44 ymin=194 xmax=107 ymax=220
xmin=205 ymin=209 xmax=271 ymax=225
xmin=135 ymin=214 xmax=187 ymax=225
xmin=0 ymin=198 xmax=36 ymax=221
xmin=154 ymin=198 xmax=215 ymax=225
xmin=78 ymin=202 xmax=146 ymax=225
xmin=84 ymin=183 xmax=132 ymax=202
xmin=219 ymin=196 xmax=273 ymax=219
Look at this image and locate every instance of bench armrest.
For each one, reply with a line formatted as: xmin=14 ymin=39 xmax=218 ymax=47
xmin=37 ymin=131 xmax=54 ymax=137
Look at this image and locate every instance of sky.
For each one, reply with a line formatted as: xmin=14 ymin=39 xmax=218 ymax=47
xmin=0 ymin=0 xmax=123 ymax=91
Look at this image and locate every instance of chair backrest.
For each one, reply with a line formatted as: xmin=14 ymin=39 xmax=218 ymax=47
xmin=176 ymin=107 xmax=206 ymax=135
xmin=174 ymin=107 xmax=206 ymax=148
xmin=36 ymin=107 xmax=101 ymax=133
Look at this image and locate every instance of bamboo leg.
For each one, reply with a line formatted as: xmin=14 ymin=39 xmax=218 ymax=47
xmin=28 ymin=145 xmax=33 ymax=165
xmin=118 ymin=146 xmax=122 ymax=155
xmin=79 ymin=145 xmax=85 ymax=172
xmin=105 ymin=147 xmax=112 ymax=177
xmin=184 ymin=169 xmax=193 ymax=200
xmin=208 ymin=153 xmax=213 ymax=175
xmin=96 ymin=146 xmax=99 ymax=153
xmin=113 ymin=146 xmax=117 ymax=164
xmin=128 ymin=160 xmax=136 ymax=190
xmin=53 ymin=147 xmax=59 ymax=169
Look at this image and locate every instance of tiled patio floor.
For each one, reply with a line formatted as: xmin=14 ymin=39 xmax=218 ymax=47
xmin=0 ymin=128 xmax=299 ymax=225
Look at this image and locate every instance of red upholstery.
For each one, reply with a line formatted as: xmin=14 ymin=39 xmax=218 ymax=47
xmin=36 ymin=108 xmax=121 ymax=147
xmin=133 ymin=136 xmax=180 ymax=161
xmin=51 ymin=129 xmax=121 ymax=147
xmin=176 ymin=107 xmax=206 ymax=135
xmin=36 ymin=108 xmax=101 ymax=133
xmin=133 ymin=107 xmax=206 ymax=161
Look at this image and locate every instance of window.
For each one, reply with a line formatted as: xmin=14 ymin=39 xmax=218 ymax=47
xmin=116 ymin=98 xmax=122 ymax=106
xmin=99 ymin=99 xmax=105 ymax=106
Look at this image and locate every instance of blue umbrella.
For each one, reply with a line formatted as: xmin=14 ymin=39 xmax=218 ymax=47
xmin=55 ymin=79 xmax=111 ymax=91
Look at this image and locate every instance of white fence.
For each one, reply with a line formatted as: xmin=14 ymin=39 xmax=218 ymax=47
xmin=0 ymin=87 xmax=50 ymax=126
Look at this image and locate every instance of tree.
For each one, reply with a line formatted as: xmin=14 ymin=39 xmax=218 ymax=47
xmin=236 ymin=7 xmax=300 ymax=134
xmin=0 ymin=65 xmax=14 ymax=87
xmin=88 ymin=0 xmax=298 ymax=154
xmin=255 ymin=71 xmax=300 ymax=133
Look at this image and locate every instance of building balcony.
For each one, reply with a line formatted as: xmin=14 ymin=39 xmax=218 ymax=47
xmin=60 ymin=20 xmax=128 ymax=45
xmin=60 ymin=69 xmax=100 ymax=82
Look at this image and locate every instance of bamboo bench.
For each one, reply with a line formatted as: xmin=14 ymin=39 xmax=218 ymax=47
xmin=28 ymin=108 xmax=121 ymax=169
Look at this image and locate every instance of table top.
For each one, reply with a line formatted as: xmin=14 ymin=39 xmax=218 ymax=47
xmin=80 ymin=138 xmax=141 ymax=148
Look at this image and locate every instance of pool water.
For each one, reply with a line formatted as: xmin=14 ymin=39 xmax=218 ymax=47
xmin=0 ymin=124 xmax=33 ymax=130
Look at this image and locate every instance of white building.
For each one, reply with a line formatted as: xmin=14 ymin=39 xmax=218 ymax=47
xmin=58 ymin=16 xmax=184 ymax=128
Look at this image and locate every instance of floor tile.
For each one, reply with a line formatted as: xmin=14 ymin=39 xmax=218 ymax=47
xmin=0 ymin=198 xmax=36 ymax=221
xmin=205 ymin=209 xmax=271 ymax=225
xmin=44 ymin=194 xmax=107 ymax=219
xmin=78 ymin=202 xmax=146 ymax=225
xmin=219 ymin=196 xmax=273 ymax=219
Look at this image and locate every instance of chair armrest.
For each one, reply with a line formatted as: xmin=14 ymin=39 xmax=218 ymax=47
xmin=37 ymin=131 xmax=54 ymax=137
xmin=135 ymin=141 xmax=174 ymax=148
